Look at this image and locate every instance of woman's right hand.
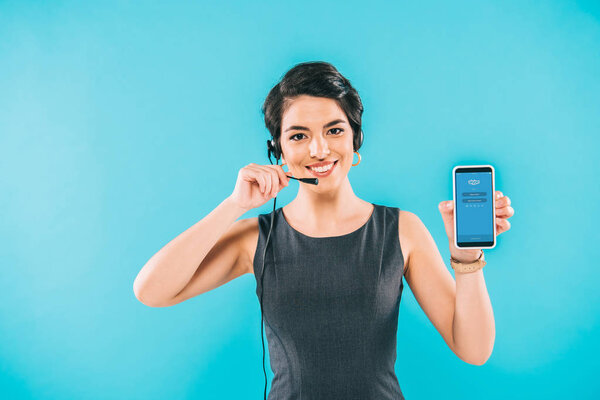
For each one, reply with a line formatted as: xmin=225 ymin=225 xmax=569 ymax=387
xmin=228 ymin=163 xmax=291 ymax=211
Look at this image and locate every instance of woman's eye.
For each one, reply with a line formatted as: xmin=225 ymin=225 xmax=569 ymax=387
xmin=289 ymin=129 xmax=343 ymax=141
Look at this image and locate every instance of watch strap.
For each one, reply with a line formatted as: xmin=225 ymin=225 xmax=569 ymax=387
xmin=450 ymin=250 xmax=486 ymax=273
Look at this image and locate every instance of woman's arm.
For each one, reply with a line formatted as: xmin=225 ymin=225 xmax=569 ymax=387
xmin=133 ymin=196 xmax=249 ymax=307
xmin=452 ymin=262 xmax=495 ymax=365
xmin=400 ymin=211 xmax=495 ymax=365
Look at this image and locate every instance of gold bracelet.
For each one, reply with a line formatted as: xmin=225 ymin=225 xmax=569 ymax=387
xmin=450 ymin=250 xmax=486 ymax=273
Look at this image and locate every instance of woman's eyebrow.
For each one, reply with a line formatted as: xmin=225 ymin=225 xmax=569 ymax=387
xmin=284 ymin=119 xmax=346 ymax=132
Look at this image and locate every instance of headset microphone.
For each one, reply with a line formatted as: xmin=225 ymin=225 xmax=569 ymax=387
xmin=288 ymin=176 xmax=318 ymax=185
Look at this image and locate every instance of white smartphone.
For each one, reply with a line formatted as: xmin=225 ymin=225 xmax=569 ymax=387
xmin=452 ymin=164 xmax=497 ymax=249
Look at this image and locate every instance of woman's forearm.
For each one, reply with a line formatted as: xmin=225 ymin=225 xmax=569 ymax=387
xmin=452 ymin=265 xmax=496 ymax=365
xmin=133 ymin=196 xmax=248 ymax=306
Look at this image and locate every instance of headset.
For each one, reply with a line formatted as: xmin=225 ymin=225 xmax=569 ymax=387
xmin=259 ymin=129 xmax=363 ymax=399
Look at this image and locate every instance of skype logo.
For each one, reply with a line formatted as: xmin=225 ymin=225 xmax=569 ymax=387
xmin=468 ymin=179 xmax=480 ymax=185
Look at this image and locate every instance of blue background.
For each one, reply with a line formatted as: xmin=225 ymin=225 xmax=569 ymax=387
xmin=1 ymin=0 xmax=599 ymax=399
xmin=456 ymin=171 xmax=494 ymax=243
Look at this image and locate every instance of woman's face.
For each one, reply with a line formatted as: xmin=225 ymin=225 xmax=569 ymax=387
xmin=279 ymin=95 xmax=354 ymax=188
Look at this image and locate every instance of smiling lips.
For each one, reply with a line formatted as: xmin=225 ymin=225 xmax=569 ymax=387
xmin=305 ymin=160 xmax=338 ymax=177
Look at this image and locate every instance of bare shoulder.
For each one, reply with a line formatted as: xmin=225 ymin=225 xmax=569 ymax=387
xmin=398 ymin=209 xmax=421 ymax=277
xmin=236 ymin=216 xmax=260 ymax=276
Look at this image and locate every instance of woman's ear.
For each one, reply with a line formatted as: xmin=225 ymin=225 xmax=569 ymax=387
xmin=279 ymin=149 xmax=286 ymax=165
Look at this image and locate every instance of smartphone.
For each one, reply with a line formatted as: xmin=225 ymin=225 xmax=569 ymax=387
xmin=452 ymin=164 xmax=496 ymax=249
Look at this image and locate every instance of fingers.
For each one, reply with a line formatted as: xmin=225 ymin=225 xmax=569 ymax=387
xmin=269 ymin=169 xmax=278 ymax=197
xmin=269 ymin=165 xmax=292 ymax=197
xmin=247 ymin=164 xmax=269 ymax=195
xmin=264 ymin=169 xmax=272 ymax=196
xmin=495 ymin=206 xmax=514 ymax=218
xmin=255 ymin=165 xmax=282 ymax=198
xmin=274 ymin=165 xmax=291 ymax=187
xmin=246 ymin=163 xmax=268 ymax=195
xmin=245 ymin=163 xmax=291 ymax=198
xmin=494 ymin=190 xmax=514 ymax=217
xmin=256 ymin=171 xmax=267 ymax=195
xmin=495 ymin=195 xmax=511 ymax=208
xmin=496 ymin=217 xmax=511 ymax=234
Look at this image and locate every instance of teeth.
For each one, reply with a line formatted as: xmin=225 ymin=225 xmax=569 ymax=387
xmin=310 ymin=163 xmax=333 ymax=173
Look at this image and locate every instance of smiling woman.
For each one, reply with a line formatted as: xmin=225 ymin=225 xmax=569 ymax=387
xmin=262 ymin=62 xmax=365 ymax=166
xmin=250 ymin=62 xmax=418 ymax=399
xmin=133 ymin=61 xmax=498 ymax=400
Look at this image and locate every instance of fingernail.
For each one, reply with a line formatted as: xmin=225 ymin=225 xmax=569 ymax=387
xmin=446 ymin=202 xmax=452 ymax=208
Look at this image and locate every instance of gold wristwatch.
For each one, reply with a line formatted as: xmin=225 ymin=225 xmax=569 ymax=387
xmin=450 ymin=250 xmax=486 ymax=273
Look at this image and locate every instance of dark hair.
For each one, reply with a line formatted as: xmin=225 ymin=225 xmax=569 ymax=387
xmin=261 ymin=61 xmax=364 ymax=161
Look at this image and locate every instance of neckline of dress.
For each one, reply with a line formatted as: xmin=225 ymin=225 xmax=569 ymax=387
xmin=278 ymin=203 xmax=377 ymax=240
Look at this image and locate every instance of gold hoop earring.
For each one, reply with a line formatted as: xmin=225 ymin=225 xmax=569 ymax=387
xmin=280 ymin=162 xmax=287 ymax=167
xmin=351 ymin=151 xmax=361 ymax=167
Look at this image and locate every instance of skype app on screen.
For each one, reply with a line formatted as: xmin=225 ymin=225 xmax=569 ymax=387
xmin=456 ymin=172 xmax=493 ymax=243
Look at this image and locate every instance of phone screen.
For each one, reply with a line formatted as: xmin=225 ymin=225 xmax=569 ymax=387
xmin=454 ymin=166 xmax=495 ymax=248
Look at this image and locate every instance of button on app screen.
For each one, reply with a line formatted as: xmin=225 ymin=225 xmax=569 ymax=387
xmin=456 ymin=172 xmax=493 ymax=243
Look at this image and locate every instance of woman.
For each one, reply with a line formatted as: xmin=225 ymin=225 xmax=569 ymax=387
xmin=133 ymin=61 xmax=514 ymax=399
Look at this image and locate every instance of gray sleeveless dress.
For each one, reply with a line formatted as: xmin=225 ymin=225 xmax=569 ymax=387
xmin=253 ymin=203 xmax=406 ymax=400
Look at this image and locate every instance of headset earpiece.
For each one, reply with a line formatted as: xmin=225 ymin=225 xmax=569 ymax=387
xmin=356 ymin=129 xmax=364 ymax=151
xmin=267 ymin=139 xmax=281 ymax=164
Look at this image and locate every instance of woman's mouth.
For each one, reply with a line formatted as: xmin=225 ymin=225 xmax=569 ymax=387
xmin=305 ymin=160 xmax=338 ymax=177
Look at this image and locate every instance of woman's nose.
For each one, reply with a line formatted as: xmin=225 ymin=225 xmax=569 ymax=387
xmin=309 ymin=135 xmax=330 ymax=157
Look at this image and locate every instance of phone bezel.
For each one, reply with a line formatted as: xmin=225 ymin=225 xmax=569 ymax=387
xmin=452 ymin=164 xmax=496 ymax=250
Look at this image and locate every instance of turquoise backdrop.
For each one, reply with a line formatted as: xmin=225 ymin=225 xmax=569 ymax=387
xmin=1 ymin=0 xmax=598 ymax=399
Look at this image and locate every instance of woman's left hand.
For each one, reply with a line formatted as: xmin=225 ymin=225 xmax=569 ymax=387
xmin=438 ymin=191 xmax=514 ymax=262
